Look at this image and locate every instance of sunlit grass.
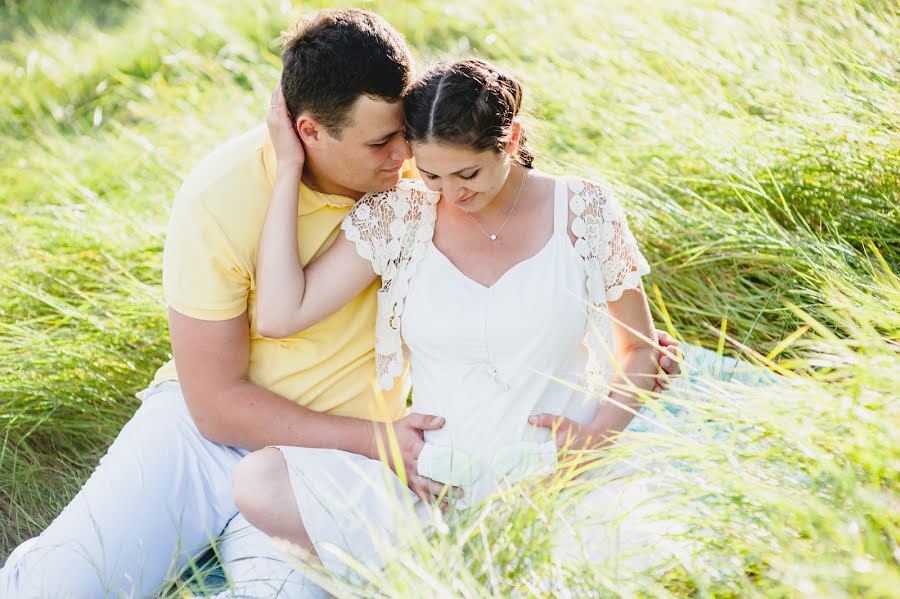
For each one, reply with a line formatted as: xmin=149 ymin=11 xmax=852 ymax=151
xmin=266 ymin=285 xmax=898 ymax=598
xmin=1 ymin=0 xmax=897 ymax=596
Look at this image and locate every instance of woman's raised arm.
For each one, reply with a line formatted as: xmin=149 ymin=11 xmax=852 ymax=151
xmin=255 ymin=87 xmax=378 ymax=339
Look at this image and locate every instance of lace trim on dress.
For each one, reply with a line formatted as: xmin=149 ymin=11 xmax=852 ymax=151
xmin=341 ymin=178 xmax=439 ymax=390
xmin=567 ymin=177 xmax=650 ymax=392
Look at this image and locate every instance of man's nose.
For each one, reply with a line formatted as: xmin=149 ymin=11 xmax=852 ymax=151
xmin=390 ymin=139 xmax=412 ymax=162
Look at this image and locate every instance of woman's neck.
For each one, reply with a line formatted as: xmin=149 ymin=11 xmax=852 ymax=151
xmin=467 ymin=164 xmax=529 ymax=222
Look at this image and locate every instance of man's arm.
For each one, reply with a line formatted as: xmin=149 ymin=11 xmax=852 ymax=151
xmin=169 ymin=308 xmax=448 ymax=502
xmin=169 ymin=308 xmax=377 ymax=452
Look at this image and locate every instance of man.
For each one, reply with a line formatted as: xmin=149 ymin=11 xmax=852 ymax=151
xmin=1 ymin=9 xmax=679 ymax=598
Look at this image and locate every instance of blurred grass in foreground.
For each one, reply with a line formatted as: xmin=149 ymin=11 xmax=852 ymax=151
xmin=1 ymin=0 xmax=897 ymax=596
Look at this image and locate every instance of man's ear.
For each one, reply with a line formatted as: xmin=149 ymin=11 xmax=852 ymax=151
xmin=296 ymin=115 xmax=321 ymax=146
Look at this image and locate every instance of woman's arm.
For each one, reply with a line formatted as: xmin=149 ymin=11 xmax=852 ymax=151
xmin=530 ymin=288 xmax=660 ymax=450
xmin=585 ymin=286 xmax=659 ymax=445
xmin=254 ymin=88 xmax=378 ymax=339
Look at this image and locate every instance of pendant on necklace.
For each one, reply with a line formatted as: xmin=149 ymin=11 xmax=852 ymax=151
xmin=490 ymin=234 xmax=497 ymax=241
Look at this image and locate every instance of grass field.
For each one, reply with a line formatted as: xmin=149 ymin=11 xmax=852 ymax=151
xmin=1 ymin=0 xmax=897 ymax=596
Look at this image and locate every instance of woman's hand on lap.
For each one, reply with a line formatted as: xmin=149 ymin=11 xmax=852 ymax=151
xmin=529 ymin=413 xmax=609 ymax=451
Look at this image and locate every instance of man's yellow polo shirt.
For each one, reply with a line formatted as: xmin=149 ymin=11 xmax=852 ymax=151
xmin=147 ymin=123 xmax=409 ymax=422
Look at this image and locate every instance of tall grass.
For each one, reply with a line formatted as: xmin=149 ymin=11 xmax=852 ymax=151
xmin=1 ymin=0 xmax=897 ymax=596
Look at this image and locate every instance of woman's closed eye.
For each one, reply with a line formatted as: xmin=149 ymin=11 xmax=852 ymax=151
xmin=422 ymin=170 xmax=479 ymax=181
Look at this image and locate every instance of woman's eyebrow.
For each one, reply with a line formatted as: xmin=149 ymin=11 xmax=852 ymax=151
xmin=418 ymin=165 xmax=479 ymax=176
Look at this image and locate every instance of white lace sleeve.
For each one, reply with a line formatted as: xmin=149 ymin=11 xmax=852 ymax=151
xmin=569 ymin=178 xmax=650 ymax=302
xmin=340 ymin=179 xmax=438 ymax=390
xmin=569 ymin=177 xmax=650 ymax=393
xmin=340 ymin=193 xmax=392 ymax=276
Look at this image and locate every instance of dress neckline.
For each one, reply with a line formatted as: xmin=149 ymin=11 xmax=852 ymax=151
xmin=426 ymin=177 xmax=566 ymax=290
xmin=427 ymin=234 xmax=556 ymax=291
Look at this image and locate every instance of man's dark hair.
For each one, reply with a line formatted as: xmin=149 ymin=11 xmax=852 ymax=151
xmin=404 ymin=58 xmax=535 ymax=168
xmin=281 ymin=9 xmax=414 ymax=136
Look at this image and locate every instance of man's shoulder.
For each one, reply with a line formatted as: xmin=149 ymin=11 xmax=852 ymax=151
xmin=167 ymin=123 xmax=274 ymax=253
xmin=175 ymin=123 xmax=272 ymax=211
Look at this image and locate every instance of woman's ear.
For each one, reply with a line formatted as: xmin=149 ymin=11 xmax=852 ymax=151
xmin=505 ymin=120 xmax=522 ymax=156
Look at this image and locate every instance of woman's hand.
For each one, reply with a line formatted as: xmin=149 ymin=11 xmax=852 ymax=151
xmin=255 ymin=84 xmax=379 ymax=338
xmin=529 ymin=414 xmax=611 ymax=451
xmin=267 ymin=85 xmax=305 ymax=169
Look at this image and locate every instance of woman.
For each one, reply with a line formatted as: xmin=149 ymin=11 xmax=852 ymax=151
xmin=236 ymin=58 xmax=683 ymax=579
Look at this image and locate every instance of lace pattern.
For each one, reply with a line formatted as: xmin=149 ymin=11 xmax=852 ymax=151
xmin=341 ymin=178 xmax=439 ymax=390
xmin=567 ymin=177 xmax=650 ymax=391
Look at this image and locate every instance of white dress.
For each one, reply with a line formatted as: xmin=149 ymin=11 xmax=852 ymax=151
xmin=276 ymin=176 xmax=663 ymax=579
xmin=403 ymin=177 xmax=597 ymax=504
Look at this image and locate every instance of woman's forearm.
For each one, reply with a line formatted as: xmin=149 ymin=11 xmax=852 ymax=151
xmin=587 ymin=344 xmax=659 ymax=447
xmin=255 ymin=163 xmax=305 ymax=337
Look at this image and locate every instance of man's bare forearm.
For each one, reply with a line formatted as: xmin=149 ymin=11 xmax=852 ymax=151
xmin=187 ymin=379 xmax=378 ymax=456
xmin=168 ymin=309 xmax=390 ymax=458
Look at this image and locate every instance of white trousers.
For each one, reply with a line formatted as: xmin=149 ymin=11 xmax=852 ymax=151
xmin=0 ymin=382 xmax=324 ymax=598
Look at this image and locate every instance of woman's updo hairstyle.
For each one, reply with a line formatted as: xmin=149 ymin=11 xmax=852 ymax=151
xmin=404 ymin=58 xmax=534 ymax=169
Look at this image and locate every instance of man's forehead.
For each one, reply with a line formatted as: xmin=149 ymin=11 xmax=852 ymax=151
xmin=345 ymin=95 xmax=404 ymax=139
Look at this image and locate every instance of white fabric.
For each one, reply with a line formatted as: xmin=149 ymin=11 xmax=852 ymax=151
xmin=0 ymin=382 xmax=314 ymax=599
xmin=278 ymin=176 xmax=652 ymax=578
xmin=340 ymin=178 xmax=439 ymax=390
xmin=342 ymin=176 xmax=649 ymax=394
xmin=567 ymin=177 xmax=651 ymax=390
xmin=210 ymin=513 xmax=327 ymax=599
xmin=270 ymin=447 xmax=432 ymax=582
xmin=402 ymin=177 xmax=593 ymax=503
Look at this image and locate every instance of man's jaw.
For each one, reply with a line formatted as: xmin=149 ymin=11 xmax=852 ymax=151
xmin=365 ymin=166 xmax=404 ymax=193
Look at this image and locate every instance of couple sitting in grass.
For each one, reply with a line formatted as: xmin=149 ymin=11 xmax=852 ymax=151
xmin=2 ymin=8 xmax=748 ymax=598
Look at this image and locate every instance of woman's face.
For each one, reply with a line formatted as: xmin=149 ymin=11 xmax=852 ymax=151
xmin=411 ymin=141 xmax=512 ymax=213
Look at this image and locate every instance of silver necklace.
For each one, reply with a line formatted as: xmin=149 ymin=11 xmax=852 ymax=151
xmin=464 ymin=169 xmax=526 ymax=241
